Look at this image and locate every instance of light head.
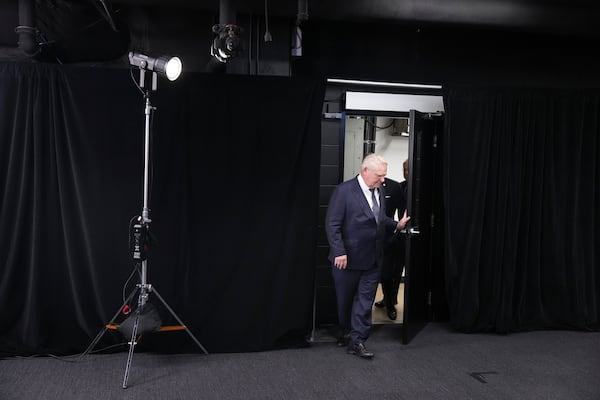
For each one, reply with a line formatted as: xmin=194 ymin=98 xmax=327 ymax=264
xmin=128 ymin=51 xmax=182 ymax=81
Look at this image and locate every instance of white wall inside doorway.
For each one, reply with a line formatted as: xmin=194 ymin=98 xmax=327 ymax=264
xmin=374 ymin=116 xmax=409 ymax=182
xmin=343 ymin=115 xmax=409 ymax=183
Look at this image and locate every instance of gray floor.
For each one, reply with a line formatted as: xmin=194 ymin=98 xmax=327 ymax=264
xmin=1 ymin=323 xmax=598 ymax=400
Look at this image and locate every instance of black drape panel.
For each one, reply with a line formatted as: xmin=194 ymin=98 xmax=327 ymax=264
xmin=0 ymin=62 xmax=324 ymax=355
xmin=443 ymin=86 xmax=600 ymax=333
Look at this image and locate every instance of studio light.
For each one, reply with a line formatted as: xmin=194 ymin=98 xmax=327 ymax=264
xmin=128 ymin=51 xmax=182 ymax=91
xmin=128 ymin=51 xmax=182 ymax=81
xmin=128 ymin=52 xmax=182 ymax=81
xmin=211 ymin=24 xmax=243 ymax=63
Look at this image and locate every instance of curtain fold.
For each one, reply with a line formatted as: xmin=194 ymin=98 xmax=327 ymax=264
xmin=0 ymin=62 xmax=324 ymax=355
xmin=443 ymin=85 xmax=600 ymax=333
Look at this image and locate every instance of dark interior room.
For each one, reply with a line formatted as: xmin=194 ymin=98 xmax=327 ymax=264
xmin=1 ymin=0 xmax=599 ymax=398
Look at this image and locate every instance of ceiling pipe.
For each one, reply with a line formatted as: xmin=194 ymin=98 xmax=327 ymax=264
xmin=219 ymin=0 xmax=236 ymax=25
xmin=292 ymin=0 xmax=308 ymax=57
xmin=264 ymin=0 xmax=272 ymax=42
xmin=297 ymin=0 xmax=308 ymax=23
xmin=14 ymin=0 xmax=39 ymax=56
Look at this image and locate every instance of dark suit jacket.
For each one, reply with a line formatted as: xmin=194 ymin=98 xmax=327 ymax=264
xmin=325 ymin=177 xmax=398 ymax=270
xmin=382 ymin=178 xmax=406 ymax=219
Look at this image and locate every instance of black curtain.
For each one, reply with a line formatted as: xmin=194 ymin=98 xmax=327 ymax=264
xmin=0 ymin=62 xmax=324 ymax=355
xmin=443 ymin=85 xmax=600 ymax=333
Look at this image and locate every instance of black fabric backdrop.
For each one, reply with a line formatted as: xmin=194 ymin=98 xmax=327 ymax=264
xmin=4 ymin=62 xmax=600 ymax=356
xmin=0 ymin=62 xmax=324 ymax=355
xmin=443 ymin=86 xmax=600 ymax=333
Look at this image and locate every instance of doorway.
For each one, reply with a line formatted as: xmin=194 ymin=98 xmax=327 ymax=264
xmin=313 ymin=82 xmax=445 ymax=344
xmin=342 ymin=113 xmax=409 ymax=326
xmin=341 ymin=104 xmax=445 ymax=344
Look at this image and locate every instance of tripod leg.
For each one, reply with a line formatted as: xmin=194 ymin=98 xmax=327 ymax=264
xmin=80 ymin=288 xmax=139 ymax=359
xmin=122 ymin=310 xmax=141 ymax=389
xmin=307 ymin=283 xmax=317 ymax=343
xmin=151 ymin=287 xmax=209 ymax=355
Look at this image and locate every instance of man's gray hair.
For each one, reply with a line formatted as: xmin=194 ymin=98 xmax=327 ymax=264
xmin=362 ymin=153 xmax=388 ymax=170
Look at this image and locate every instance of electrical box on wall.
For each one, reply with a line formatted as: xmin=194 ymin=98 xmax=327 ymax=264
xmin=391 ymin=117 xmax=409 ymax=136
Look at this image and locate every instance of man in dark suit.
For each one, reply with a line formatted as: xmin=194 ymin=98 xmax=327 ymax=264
xmin=325 ymin=153 xmax=410 ymax=359
xmin=375 ymin=164 xmax=408 ymax=320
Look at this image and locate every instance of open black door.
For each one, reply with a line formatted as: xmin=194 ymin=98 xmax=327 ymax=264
xmin=402 ymin=109 xmax=443 ymax=344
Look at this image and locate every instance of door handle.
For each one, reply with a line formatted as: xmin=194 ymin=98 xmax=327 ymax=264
xmin=408 ymin=227 xmax=420 ymax=236
xmin=398 ymin=226 xmax=420 ymax=236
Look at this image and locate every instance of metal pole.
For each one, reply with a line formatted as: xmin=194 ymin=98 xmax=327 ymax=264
xmin=122 ymin=91 xmax=153 ymax=389
xmin=140 ymin=93 xmax=152 ymax=294
xmin=142 ymin=93 xmax=152 ymax=225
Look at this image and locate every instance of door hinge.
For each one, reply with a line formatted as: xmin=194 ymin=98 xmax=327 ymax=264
xmin=432 ymin=134 xmax=438 ymax=148
xmin=427 ymin=291 xmax=432 ymax=306
xmin=430 ymin=213 xmax=435 ymax=227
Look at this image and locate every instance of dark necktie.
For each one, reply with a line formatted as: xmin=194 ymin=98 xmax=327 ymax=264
xmin=370 ymin=189 xmax=379 ymax=223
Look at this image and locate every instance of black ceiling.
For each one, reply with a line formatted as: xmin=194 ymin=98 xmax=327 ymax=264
xmin=2 ymin=0 xmax=600 ymax=69
xmin=108 ymin=0 xmax=600 ymax=35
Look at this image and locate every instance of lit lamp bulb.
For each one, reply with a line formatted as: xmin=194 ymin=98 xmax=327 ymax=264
xmin=157 ymin=56 xmax=182 ymax=81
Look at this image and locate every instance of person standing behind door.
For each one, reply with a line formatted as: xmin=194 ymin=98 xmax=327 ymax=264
xmin=375 ymin=159 xmax=409 ymax=320
xmin=325 ymin=153 xmax=410 ymax=359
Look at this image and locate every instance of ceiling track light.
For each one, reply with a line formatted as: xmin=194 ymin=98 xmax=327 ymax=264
xmin=211 ymin=24 xmax=243 ymax=63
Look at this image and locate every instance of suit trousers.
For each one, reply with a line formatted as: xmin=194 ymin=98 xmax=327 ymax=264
xmin=381 ymin=237 xmax=404 ymax=307
xmin=332 ymin=265 xmax=380 ymax=345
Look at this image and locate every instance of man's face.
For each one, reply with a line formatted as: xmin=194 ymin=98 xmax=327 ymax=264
xmin=362 ymin=164 xmax=387 ymax=189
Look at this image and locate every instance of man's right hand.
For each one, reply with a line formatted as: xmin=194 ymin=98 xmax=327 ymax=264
xmin=396 ymin=210 xmax=411 ymax=230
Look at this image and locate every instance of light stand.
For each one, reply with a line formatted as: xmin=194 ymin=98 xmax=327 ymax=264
xmin=122 ymin=56 xmax=208 ymax=389
xmin=82 ymin=53 xmax=207 ymax=389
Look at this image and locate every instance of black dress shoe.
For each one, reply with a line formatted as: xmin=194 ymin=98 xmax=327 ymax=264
xmin=347 ymin=343 xmax=374 ymax=359
xmin=387 ymin=306 xmax=397 ymax=320
xmin=337 ymin=334 xmax=350 ymax=347
xmin=374 ymin=300 xmax=385 ymax=308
